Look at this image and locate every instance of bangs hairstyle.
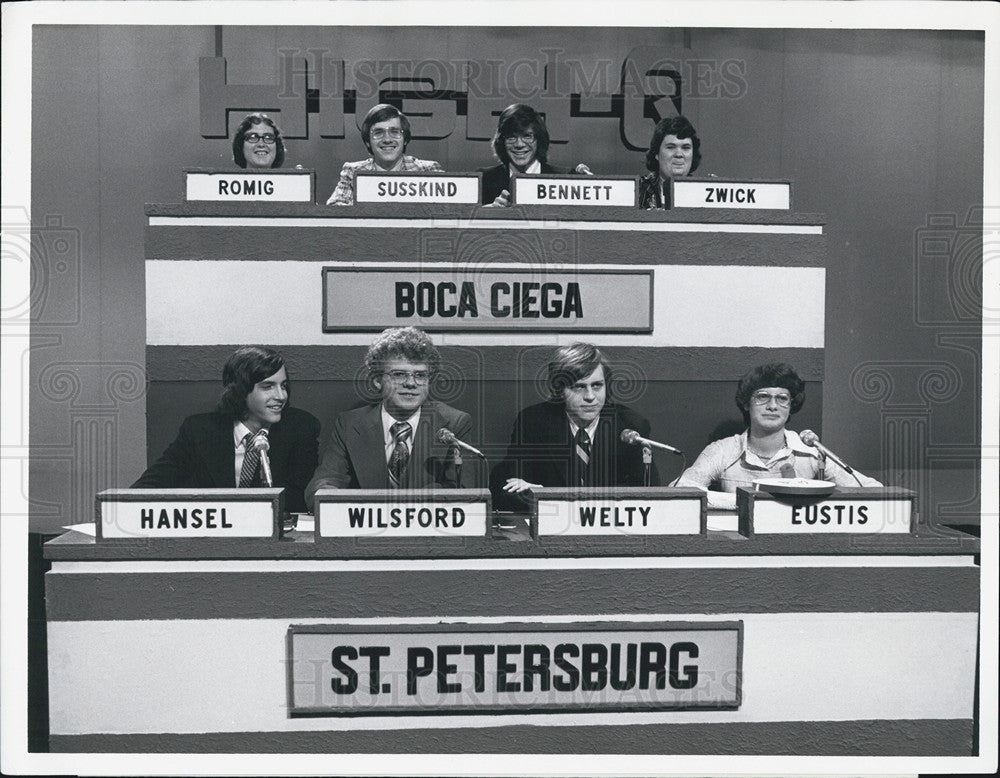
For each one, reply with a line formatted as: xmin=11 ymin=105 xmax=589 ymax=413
xmin=645 ymin=115 xmax=701 ymax=174
xmin=492 ymin=104 xmax=550 ymax=165
xmin=734 ymin=362 xmax=805 ymax=424
xmin=217 ymin=346 xmax=287 ymax=421
xmin=364 ymin=327 xmax=440 ymax=377
xmin=232 ymin=113 xmax=286 ymax=169
xmin=547 ymin=342 xmax=613 ymax=401
xmin=361 ymin=104 xmax=412 ymax=153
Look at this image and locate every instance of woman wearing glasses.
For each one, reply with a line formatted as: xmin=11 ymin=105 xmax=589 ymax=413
xmin=326 ymin=104 xmax=443 ymax=205
xmin=480 ymin=103 xmax=592 ymax=206
xmin=232 ymin=113 xmax=286 ymax=170
xmin=676 ymin=363 xmax=881 ymax=505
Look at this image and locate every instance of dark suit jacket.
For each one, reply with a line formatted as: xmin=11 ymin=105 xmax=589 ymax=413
xmin=479 ymin=162 xmax=568 ymax=204
xmin=305 ymin=401 xmax=474 ymax=509
xmin=131 ymin=407 xmax=321 ymax=513
xmin=490 ymin=400 xmax=659 ymax=510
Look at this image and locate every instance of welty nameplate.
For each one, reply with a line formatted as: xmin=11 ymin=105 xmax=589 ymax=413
xmin=313 ymin=489 xmax=490 ymax=538
xmin=287 ymin=621 xmax=742 ymax=715
xmin=96 ymin=488 xmax=284 ymax=540
xmin=354 ymin=172 xmax=482 ymax=204
xmin=534 ymin=488 xmax=707 ymax=537
xmin=322 ymin=267 xmax=654 ymax=332
xmin=511 ymin=174 xmax=638 ymax=207
xmin=184 ymin=170 xmax=314 ymax=202
xmin=672 ymin=179 xmax=791 ymax=210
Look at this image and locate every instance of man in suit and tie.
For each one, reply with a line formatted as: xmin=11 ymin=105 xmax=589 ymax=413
xmin=491 ymin=342 xmax=658 ymax=510
xmin=132 ymin=346 xmax=320 ymax=513
xmin=305 ymin=327 xmax=473 ymax=509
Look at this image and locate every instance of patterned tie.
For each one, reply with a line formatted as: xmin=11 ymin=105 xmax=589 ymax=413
xmin=239 ymin=430 xmax=263 ymax=487
xmin=388 ymin=421 xmax=412 ymax=488
xmin=574 ymin=427 xmax=591 ymax=486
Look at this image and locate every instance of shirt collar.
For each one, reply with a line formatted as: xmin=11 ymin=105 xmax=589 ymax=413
xmin=567 ymin=414 xmax=600 ymax=442
xmin=739 ymin=429 xmax=815 ymax=466
xmin=234 ymin=421 xmax=255 ymax=448
xmin=381 ymin=405 xmax=421 ymax=446
xmin=510 ymin=159 xmax=542 ymax=177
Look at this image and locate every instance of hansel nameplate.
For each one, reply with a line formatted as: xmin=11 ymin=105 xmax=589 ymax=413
xmin=287 ymin=620 xmax=742 ymax=715
xmin=96 ymin=488 xmax=283 ymax=540
xmin=185 ymin=170 xmax=314 ymax=202
xmin=512 ymin=174 xmax=637 ymax=207
xmin=314 ymin=489 xmax=490 ymax=538
xmin=533 ymin=487 xmax=707 ymax=538
xmin=737 ymin=487 xmax=915 ymax=536
xmin=672 ymin=179 xmax=791 ymax=210
xmin=322 ymin=266 xmax=653 ymax=333
xmin=355 ymin=172 xmax=481 ymax=204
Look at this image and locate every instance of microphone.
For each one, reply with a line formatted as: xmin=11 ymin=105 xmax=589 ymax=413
xmin=799 ymin=429 xmax=854 ymax=474
xmin=437 ymin=428 xmax=486 ymax=459
xmin=574 ymin=163 xmax=594 ymax=175
xmin=253 ymin=429 xmax=273 ymax=487
xmin=620 ymin=429 xmax=683 ymax=456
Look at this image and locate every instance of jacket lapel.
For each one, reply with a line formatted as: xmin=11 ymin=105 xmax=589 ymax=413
xmin=204 ymin=414 xmax=237 ymax=488
xmin=351 ymin=405 xmax=388 ymax=488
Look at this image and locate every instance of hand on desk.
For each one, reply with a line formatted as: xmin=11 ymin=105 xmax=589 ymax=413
xmin=486 ymin=189 xmax=512 ymax=207
xmin=503 ymin=477 xmax=543 ymax=494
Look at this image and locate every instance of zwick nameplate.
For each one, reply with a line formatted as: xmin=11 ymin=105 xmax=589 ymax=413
xmin=672 ymin=179 xmax=791 ymax=210
xmin=287 ymin=620 xmax=742 ymax=716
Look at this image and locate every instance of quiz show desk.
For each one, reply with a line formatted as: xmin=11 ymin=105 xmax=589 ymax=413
xmin=43 ymin=485 xmax=981 ymax=755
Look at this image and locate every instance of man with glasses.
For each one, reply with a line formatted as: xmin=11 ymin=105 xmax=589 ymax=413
xmin=304 ymin=327 xmax=473 ymax=506
xmin=675 ymin=363 xmax=881 ymax=502
xmin=325 ymin=104 xmax=443 ymax=205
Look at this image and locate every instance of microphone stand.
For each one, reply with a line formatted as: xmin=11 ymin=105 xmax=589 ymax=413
xmin=452 ymin=446 xmax=463 ymax=489
xmin=642 ymin=445 xmax=652 ymax=487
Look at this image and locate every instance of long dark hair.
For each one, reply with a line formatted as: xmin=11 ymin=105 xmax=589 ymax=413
xmin=217 ymin=346 xmax=287 ymax=420
xmin=232 ymin=113 xmax=285 ymax=169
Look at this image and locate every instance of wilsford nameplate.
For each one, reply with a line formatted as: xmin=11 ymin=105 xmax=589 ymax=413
xmin=322 ymin=267 xmax=653 ymax=333
xmin=287 ymin=621 xmax=742 ymax=715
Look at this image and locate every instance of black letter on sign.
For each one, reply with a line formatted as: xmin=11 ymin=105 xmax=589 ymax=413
xmin=669 ymin=641 xmax=699 ymax=689
xmin=396 ymin=282 xmax=415 ymax=317
xmin=407 ymin=646 xmax=434 ymax=695
xmin=330 ymin=646 xmax=359 ymax=694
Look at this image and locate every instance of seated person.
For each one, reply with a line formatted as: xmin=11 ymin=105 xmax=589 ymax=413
xmin=675 ymin=362 xmax=882 ymax=509
xmin=637 ymin=115 xmax=701 ymax=209
xmin=233 ymin=113 xmax=286 ymax=170
xmin=305 ymin=327 xmax=473 ymax=506
xmin=132 ymin=346 xmax=320 ymax=513
xmin=491 ymin=342 xmax=658 ymax=510
xmin=326 ymin=104 xmax=443 ymax=205
xmin=480 ymin=103 xmax=592 ymax=206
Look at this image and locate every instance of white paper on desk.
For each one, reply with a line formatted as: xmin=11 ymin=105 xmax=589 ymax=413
xmin=295 ymin=516 xmax=315 ymax=532
xmin=62 ymin=523 xmax=96 ymax=537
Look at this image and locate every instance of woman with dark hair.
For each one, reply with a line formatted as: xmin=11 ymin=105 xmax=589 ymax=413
xmin=232 ymin=113 xmax=286 ymax=170
xmin=132 ymin=346 xmax=320 ymax=513
xmin=326 ymin=104 xmax=443 ymax=205
xmin=637 ymin=115 xmax=702 ymax=209
xmin=675 ymin=363 xmax=880 ymax=507
xmin=480 ymin=103 xmax=592 ymax=206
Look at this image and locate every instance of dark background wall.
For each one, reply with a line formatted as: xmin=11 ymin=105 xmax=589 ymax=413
xmin=30 ymin=26 xmax=984 ymax=533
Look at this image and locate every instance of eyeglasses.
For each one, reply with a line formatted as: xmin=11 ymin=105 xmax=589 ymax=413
xmin=505 ymin=132 xmax=537 ymax=145
xmin=371 ymin=127 xmax=404 ymax=140
xmin=244 ymin=133 xmax=276 ymax=144
xmin=385 ymin=370 xmax=430 ymax=385
xmin=751 ymin=391 xmax=791 ymax=407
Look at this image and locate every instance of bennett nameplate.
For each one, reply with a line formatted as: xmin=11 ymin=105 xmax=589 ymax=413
xmin=185 ymin=170 xmax=314 ymax=202
xmin=322 ymin=267 xmax=653 ymax=333
xmin=355 ymin=172 xmax=481 ymax=204
xmin=535 ymin=489 xmax=705 ymax=537
xmin=315 ymin=490 xmax=490 ymax=538
xmin=672 ymin=179 xmax=791 ymax=210
xmin=96 ymin=488 xmax=282 ymax=539
xmin=737 ymin=487 xmax=915 ymax=535
xmin=512 ymin=175 xmax=637 ymax=207
xmin=287 ymin=621 xmax=742 ymax=715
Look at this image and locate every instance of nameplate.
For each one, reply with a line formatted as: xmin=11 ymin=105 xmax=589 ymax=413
xmin=512 ymin=174 xmax=637 ymax=207
xmin=95 ymin=488 xmax=283 ymax=540
xmin=287 ymin=620 xmax=742 ymax=716
xmin=737 ymin=487 xmax=915 ymax=536
xmin=322 ymin=266 xmax=653 ymax=333
xmin=313 ymin=489 xmax=490 ymax=539
xmin=354 ymin=172 xmax=481 ymax=204
xmin=533 ymin=488 xmax=707 ymax=538
xmin=672 ymin=179 xmax=791 ymax=210
xmin=184 ymin=169 xmax=314 ymax=202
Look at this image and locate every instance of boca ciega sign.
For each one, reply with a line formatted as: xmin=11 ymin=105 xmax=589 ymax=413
xmin=287 ymin=621 xmax=742 ymax=715
xmin=322 ymin=267 xmax=653 ymax=332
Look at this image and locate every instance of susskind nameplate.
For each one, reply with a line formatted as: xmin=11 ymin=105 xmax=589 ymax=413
xmin=184 ymin=170 xmax=314 ymax=202
xmin=287 ymin=620 xmax=742 ymax=715
xmin=95 ymin=488 xmax=283 ymax=540
xmin=737 ymin=487 xmax=915 ymax=536
xmin=672 ymin=179 xmax=791 ymax=210
xmin=313 ymin=489 xmax=490 ymax=538
xmin=354 ymin=172 xmax=481 ymax=204
xmin=534 ymin=488 xmax=707 ymax=537
xmin=512 ymin=174 xmax=637 ymax=206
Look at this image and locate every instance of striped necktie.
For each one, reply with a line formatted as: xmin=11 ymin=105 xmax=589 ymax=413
xmin=239 ymin=430 xmax=263 ymax=487
xmin=574 ymin=427 xmax=591 ymax=486
xmin=388 ymin=421 xmax=412 ymax=488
